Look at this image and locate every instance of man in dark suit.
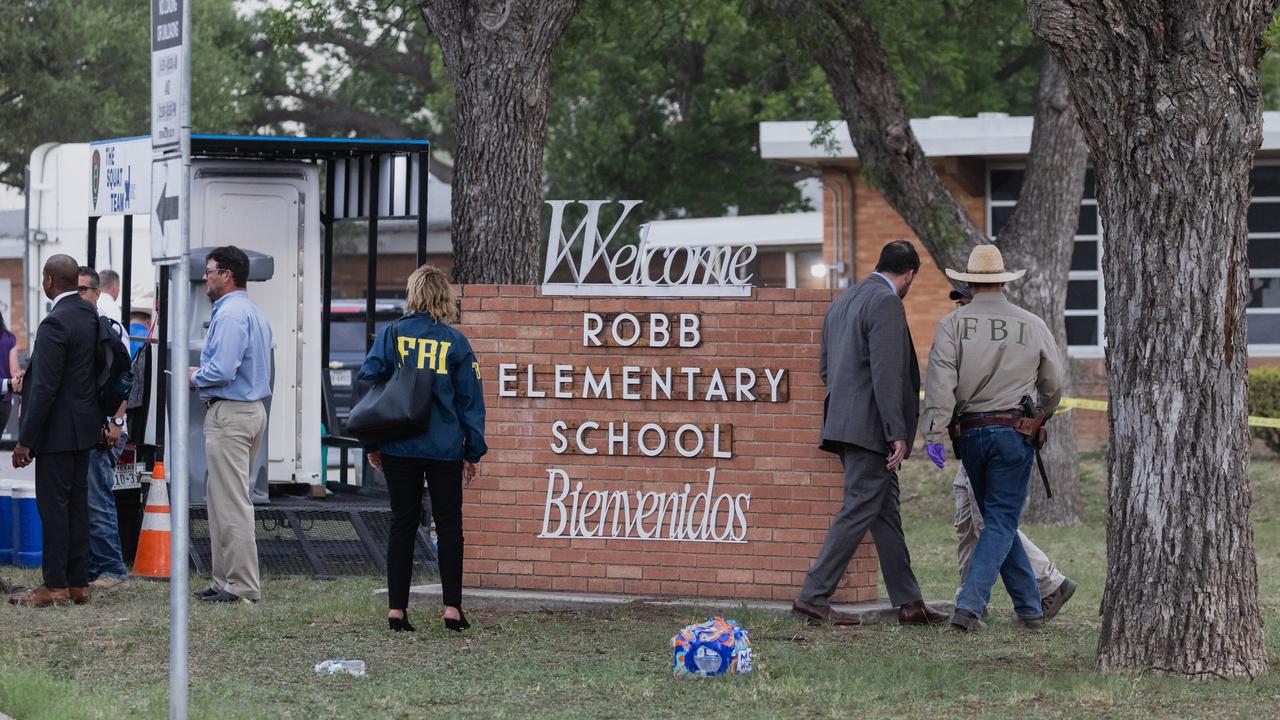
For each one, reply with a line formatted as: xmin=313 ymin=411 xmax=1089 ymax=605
xmin=792 ymin=240 xmax=948 ymax=626
xmin=9 ymin=255 xmax=104 ymax=608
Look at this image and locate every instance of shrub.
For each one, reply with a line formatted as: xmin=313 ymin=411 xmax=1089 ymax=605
xmin=1249 ymin=368 xmax=1280 ymax=456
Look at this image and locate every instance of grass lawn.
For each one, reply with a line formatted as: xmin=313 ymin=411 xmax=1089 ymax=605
xmin=4 ymin=452 xmax=1280 ymax=719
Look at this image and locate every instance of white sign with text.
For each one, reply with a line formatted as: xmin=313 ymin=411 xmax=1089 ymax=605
xmin=541 ymin=200 xmax=757 ymax=297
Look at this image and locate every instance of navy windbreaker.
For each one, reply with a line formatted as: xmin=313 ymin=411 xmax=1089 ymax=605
xmin=355 ymin=313 xmax=487 ymax=463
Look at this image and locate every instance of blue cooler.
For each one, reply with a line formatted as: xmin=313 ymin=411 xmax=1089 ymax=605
xmin=12 ymin=479 xmax=41 ymax=568
xmin=0 ymin=479 xmax=12 ymax=565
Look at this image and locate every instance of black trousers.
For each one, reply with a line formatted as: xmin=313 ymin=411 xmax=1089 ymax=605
xmin=35 ymin=449 xmax=92 ymax=589
xmin=382 ymin=455 xmax=465 ymax=611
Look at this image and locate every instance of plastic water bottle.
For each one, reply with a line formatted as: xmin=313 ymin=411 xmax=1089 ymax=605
xmin=314 ymin=659 xmax=366 ymax=677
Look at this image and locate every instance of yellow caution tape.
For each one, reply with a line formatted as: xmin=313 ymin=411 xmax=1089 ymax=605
xmin=919 ymin=392 xmax=1280 ymax=429
xmin=1057 ymin=396 xmax=1280 ymax=429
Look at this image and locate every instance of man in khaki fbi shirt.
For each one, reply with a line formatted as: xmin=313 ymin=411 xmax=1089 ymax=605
xmin=921 ymin=245 xmax=1062 ymax=631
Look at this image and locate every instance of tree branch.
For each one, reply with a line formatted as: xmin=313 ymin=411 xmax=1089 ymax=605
xmin=296 ymin=29 xmax=440 ymax=93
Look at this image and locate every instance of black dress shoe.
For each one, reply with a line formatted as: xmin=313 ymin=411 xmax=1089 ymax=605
xmin=791 ymin=599 xmax=860 ymax=626
xmin=388 ymin=613 xmax=416 ymax=632
xmin=898 ymin=600 xmax=949 ymax=626
xmin=201 ymin=590 xmax=254 ymax=604
xmin=444 ymin=610 xmax=470 ymax=632
xmin=192 ymin=587 xmax=219 ymax=600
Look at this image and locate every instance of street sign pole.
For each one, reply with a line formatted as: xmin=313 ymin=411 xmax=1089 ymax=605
xmin=151 ymin=0 xmax=190 ymax=718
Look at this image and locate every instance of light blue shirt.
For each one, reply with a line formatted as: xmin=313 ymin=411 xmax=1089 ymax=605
xmin=870 ymin=272 xmax=898 ymax=294
xmin=193 ymin=290 xmax=273 ymax=402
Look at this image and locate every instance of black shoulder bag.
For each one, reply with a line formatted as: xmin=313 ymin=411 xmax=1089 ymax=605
xmin=345 ymin=321 xmax=435 ymax=444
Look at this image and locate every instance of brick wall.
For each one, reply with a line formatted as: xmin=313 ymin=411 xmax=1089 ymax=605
xmin=0 ymin=259 xmax=28 ymax=352
xmin=455 ymin=284 xmax=879 ymax=603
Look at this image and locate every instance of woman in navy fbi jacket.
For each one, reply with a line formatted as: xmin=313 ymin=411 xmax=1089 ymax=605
xmin=357 ymin=265 xmax=487 ymax=632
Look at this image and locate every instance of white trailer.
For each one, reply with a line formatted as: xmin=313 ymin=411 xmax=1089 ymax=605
xmin=23 ymin=135 xmax=434 ymax=501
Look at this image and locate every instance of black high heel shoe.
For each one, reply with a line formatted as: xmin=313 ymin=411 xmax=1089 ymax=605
xmin=443 ymin=609 xmax=470 ymax=632
xmin=388 ymin=612 xmax=416 ymax=632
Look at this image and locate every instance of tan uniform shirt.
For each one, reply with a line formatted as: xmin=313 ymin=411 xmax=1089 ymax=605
xmin=921 ymin=292 xmax=1063 ymax=444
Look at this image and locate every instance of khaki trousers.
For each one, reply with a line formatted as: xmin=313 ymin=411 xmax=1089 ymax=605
xmin=204 ymin=399 xmax=267 ymax=600
xmin=954 ymin=465 xmax=1065 ymax=600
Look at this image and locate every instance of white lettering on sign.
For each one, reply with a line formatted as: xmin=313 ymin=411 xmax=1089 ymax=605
xmin=499 ymin=362 xmax=787 ymax=403
xmin=582 ymin=312 xmax=699 ymax=348
xmin=540 ymin=468 xmax=751 ymax=542
xmin=541 ymin=200 xmax=756 ymax=297
xmin=548 ymin=421 xmax=732 ymax=459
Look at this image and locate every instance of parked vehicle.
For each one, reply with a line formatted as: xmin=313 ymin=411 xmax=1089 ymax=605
xmin=326 ymin=298 xmax=405 ymax=433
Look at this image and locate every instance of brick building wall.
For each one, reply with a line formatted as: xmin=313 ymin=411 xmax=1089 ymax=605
xmin=454 ymin=284 xmax=878 ymax=603
xmin=0 ymin=258 xmax=29 ymax=353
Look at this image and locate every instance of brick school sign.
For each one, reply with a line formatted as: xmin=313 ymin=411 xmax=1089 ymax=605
xmin=456 ymin=285 xmax=880 ymax=603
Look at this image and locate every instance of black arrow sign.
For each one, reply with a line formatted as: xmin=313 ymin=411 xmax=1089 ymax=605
xmin=154 ymin=182 xmax=179 ymax=236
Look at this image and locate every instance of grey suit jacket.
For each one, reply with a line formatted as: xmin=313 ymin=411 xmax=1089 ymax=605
xmin=818 ymin=275 xmax=921 ymax=457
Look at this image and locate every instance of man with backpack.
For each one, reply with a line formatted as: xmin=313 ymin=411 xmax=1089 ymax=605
xmin=77 ymin=267 xmax=132 ymax=592
xmin=9 ymin=255 xmax=104 ymax=608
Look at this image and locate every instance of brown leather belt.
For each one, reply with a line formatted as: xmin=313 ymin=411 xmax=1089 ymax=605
xmin=956 ymin=410 xmax=1022 ymax=432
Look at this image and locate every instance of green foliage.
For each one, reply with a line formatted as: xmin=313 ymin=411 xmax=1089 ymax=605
xmin=1249 ymin=368 xmax=1280 ymax=456
xmin=544 ymin=0 xmax=836 ymax=222
xmin=865 ymin=0 xmax=1041 ymax=118
xmin=0 ymin=0 xmax=259 ymax=188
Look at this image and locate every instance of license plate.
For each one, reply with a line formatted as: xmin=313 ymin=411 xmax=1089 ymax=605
xmin=112 ymin=462 xmax=143 ymax=491
xmin=329 ymin=369 xmax=352 ymax=387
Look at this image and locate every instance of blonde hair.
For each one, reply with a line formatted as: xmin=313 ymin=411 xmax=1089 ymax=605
xmin=404 ymin=264 xmax=458 ymax=324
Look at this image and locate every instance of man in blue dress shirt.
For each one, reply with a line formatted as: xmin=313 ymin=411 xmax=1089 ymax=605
xmin=188 ymin=246 xmax=274 ymax=603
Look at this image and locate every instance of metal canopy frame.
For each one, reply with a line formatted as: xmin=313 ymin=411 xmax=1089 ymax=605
xmin=84 ymin=133 xmax=431 ymax=467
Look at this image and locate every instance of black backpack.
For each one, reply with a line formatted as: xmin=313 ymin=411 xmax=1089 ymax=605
xmin=94 ymin=316 xmax=134 ymax=417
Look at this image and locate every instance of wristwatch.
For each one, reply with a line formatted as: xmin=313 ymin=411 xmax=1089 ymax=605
xmin=110 ymin=417 xmax=125 ymax=427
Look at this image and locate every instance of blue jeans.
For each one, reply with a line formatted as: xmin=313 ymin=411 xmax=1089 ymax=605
xmin=87 ymin=431 xmax=129 ymax=580
xmin=955 ymin=426 xmax=1042 ymax=620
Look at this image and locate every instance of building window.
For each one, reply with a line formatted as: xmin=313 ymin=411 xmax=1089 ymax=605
xmin=1249 ymin=164 xmax=1280 ymax=348
xmin=987 ymin=166 xmax=1102 ymax=356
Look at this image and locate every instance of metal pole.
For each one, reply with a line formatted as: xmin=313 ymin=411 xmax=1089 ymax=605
xmin=88 ymin=216 xmax=99 ymax=267
xmin=416 ymin=152 xmax=428 ymax=267
xmin=366 ymin=154 xmax=380 ymax=351
xmin=168 ymin=0 xmax=192 ymax=716
xmin=121 ymin=215 xmax=133 ymax=330
xmin=322 ymin=159 xmax=334 ymax=366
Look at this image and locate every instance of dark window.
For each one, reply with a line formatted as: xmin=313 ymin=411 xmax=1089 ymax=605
xmin=1071 ymin=241 xmax=1098 ymax=271
xmin=1076 ymin=204 xmax=1098 ymax=236
xmin=1247 ymin=313 xmax=1280 ymax=344
xmin=1249 ymin=238 xmax=1280 ymax=269
xmin=990 ymin=169 xmax=1024 ymax=201
xmin=750 ymin=250 xmax=790 ymax=288
xmin=990 ymin=206 xmax=1016 ymax=236
xmin=1252 ymin=166 xmax=1280 ymax=197
xmin=1066 ymin=280 xmax=1098 ymax=310
xmin=1083 ymin=168 xmax=1096 ymax=200
xmin=1066 ymin=316 xmax=1099 ymax=346
xmin=328 ymin=319 xmax=392 ymax=357
xmin=1248 ymin=202 xmax=1280 ymax=234
xmin=1249 ymin=278 xmax=1280 ymax=308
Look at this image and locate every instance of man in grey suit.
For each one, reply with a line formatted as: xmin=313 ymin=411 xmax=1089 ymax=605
xmin=792 ymin=240 xmax=948 ymax=626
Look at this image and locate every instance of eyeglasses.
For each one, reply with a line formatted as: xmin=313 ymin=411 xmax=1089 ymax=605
xmin=78 ymin=285 xmax=98 ymax=293
xmin=202 ymin=267 xmax=228 ymax=278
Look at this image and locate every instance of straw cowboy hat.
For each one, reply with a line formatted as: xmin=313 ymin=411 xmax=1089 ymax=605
xmin=944 ymin=244 xmax=1026 ymax=284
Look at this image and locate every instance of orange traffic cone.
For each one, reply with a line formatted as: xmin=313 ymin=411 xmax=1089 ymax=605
xmin=133 ymin=461 xmax=171 ymax=578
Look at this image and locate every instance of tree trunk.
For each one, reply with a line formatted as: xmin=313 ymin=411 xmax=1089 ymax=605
xmin=998 ymin=54 xmax=1087 ymax=525
xmin=1028 ymin=0 xmax=1274 ymax=677
xmin=780 ymin=0 xmax=1087 ymax=523
xmin=418 ymin=0 xmax=582 ymax=284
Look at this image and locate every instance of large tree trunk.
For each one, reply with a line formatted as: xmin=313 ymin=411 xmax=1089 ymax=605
xmin=780 ymin=0 xmax=1087 ymax=524
xmin=1028 ymin=0 xmax=1273 ymax=677
xmin=419 ymin=0 xmax=582 ymax=283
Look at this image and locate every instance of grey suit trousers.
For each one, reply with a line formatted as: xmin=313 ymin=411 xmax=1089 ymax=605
xmin=798 ymin=443 xmax=922 ymax=607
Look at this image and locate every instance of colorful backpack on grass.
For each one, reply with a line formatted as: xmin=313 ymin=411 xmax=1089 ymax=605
xmin=671 ymin=617 xmax=752 ymax=678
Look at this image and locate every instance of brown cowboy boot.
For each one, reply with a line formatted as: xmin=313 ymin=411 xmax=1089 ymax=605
xmin=8 ymin=585 xmax=73 ymax=608
xmin=69 ymin=586 xmax=92 ymax=605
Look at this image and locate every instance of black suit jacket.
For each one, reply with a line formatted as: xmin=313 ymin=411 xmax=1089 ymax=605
xmin=19 ymin=294 xmax=103 ymax=454
xmin=818 ymin=275 xmax=921 ymax=456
